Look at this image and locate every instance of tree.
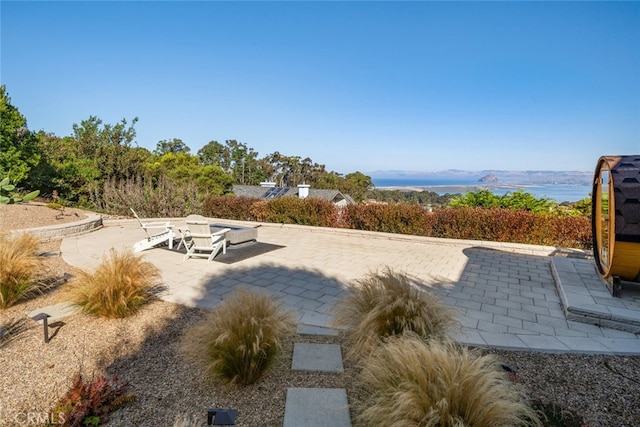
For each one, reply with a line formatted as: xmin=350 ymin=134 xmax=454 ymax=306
xmin=72 ymin=115 xmax=142 ymax=181
xmin=29 ymin=132 xmax=101 ymax=202
xmin=144 ymin=152 xmax=233 ymax=195
xmin=341 ymin=171 xmax=373 ymax=203
xmin=198 ymin=139 xmax=264 ymax=185
xmin=154 ymin=138 xmax=191 ymax=156
xmin=0 ymin=85 xmax=40 ymax=184
xmin=29 ymin=117 xmax=149 ymax=203
xmin=197 ymin=140 xmax=227 ymax=167
xmin=260 ymin=152 xmax=324 ymax=187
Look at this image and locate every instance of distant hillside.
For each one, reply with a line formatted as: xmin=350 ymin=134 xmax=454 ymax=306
xmin=368 ymin=169 xmax=592 ymax=186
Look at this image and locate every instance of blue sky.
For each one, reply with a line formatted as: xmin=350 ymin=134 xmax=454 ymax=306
xmin=1 ymin=1 xmax=638 ymax=175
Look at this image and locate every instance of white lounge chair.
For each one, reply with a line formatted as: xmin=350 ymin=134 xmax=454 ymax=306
xmin=175 ymin=214 xmax=200 ymax=251
xmin=130 ymin=208 xmax=176 ymax=253
xmin=182 ymin=215 xmax=230 ymax=262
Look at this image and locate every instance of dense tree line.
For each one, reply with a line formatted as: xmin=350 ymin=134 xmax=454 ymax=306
xmin=0 ymin=85 xmax=374 ymax=207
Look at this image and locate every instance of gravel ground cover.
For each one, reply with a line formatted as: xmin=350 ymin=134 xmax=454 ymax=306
xmin=1 ymin=203 xmax=639 ymax=426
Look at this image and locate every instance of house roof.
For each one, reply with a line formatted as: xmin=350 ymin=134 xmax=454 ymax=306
xmin=232 ymin=185 xmax=355 ymax=205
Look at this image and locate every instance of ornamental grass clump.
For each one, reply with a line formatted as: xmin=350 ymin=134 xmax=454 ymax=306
xmin=181 ymin=288 xmax=295 ymax=385
xmin=358 ymin=336 xmax=542 ymax=427
xmin=66 ymin=248 xmax=161 ymax=318
xmin=332 ymin=268 xmax=457 ymax=358
xmin=0 ymin=233 xmax=43 ymax=308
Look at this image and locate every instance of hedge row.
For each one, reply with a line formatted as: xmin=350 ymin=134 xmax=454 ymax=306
xmin=202 ymin=196 xmax=592 ymax=249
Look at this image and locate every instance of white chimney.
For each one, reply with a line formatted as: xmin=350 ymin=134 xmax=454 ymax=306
xmin=297 ymin=184 xmax=310 ymax=199
xmin=260 ymin=181 xmax=276 ymax=188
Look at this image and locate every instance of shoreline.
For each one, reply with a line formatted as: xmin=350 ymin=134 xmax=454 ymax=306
xmin=372 ymin=183 xmax=592 ymax=202
xmin=373 ymin=184 xmax=538 ymax=192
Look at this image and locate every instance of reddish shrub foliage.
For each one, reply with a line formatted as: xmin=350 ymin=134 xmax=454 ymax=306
xmin=203 ymin=196 xmax=339 ymax=227
xmin=430 ymin=208 xmax=591 ymax=248
xmin=203 ymin=196 xmax=257 ymax=221
xmin=200 ymin=197 xmax=592 ymax=249
xmin=53 ymin=374 xmax=136 ymax=426
xmin=343 ymin=204 xmax=434 ymax=236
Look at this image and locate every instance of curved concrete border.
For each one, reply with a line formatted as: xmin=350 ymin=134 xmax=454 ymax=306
xmin=10 ymin=214 xmax=103 ymax=241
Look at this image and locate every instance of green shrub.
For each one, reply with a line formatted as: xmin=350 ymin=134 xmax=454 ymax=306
xmin=569 ymin=196 xmax=592 ymax=216
xmin=0 ymin=233 xmax=43 ymax=308
xmin=65 ymin=248 xmax=161 ymax=318
xmin=53 ymin=374 xmax=136 ymax=426
xmin=332 ymin=269 xmax=457 ymax=358
xmin=181 ymin=288 xmax=295 ymax=385
xmin=450 ymin=189 xmax=503 ymax=209
xmin=46 ymin=202 xmax=65 ymax=211
xmin=358 ymin=336 xmax=541 ymax=427
xmin=450 ymin=189 xmax=555 ymax=213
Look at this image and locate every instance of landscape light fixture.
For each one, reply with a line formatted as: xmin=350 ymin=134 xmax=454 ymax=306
xmin=30 ymin=312 xmax=51 ymax=343
xmin=207 ymin=408 xmax=238 ymax=425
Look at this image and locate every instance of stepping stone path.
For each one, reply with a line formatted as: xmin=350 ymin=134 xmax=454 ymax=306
xmin=283 ymin=326 xmax=352 ymax=427
xmin=291 ymin=343 xmax=343 ymax=373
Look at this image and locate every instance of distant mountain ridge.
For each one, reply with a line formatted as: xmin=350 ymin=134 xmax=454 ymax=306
xmin=368 ymin=169 xmax=592 ymax=186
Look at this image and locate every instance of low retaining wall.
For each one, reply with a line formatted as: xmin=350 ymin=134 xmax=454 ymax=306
xmin=10 ymin=214 xmax=103 ymax=241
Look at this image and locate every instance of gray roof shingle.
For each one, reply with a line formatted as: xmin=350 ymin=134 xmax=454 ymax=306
xmin=232 ymin=185 xmax=354 ymax=205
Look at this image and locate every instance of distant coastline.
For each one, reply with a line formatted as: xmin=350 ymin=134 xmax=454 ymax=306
xmin=371 ymin=181 xmax=592 ymax=203
xmin=369 ymin=170 xmax=593 ymax=202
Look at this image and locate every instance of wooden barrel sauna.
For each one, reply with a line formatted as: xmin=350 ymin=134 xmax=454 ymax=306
xmin=592 ymin=155 xmax=640 ymax=292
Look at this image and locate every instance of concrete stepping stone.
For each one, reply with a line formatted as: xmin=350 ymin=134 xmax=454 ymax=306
xmin=283 ymin=388 xmax=351 ymax=427
xmin=297 ymin=323 xmax=339 ymax=336
xmin=291 ymin=343 xmax=343 ymax=373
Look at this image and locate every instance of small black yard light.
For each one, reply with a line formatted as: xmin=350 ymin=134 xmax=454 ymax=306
xmin=207 ymin=408 xmax=238 ymax=425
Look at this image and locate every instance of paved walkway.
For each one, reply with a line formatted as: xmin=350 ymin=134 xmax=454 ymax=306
xmin=60 ymin=218 xmax=640 ymax=355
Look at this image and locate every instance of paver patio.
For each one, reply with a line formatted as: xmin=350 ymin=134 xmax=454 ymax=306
xmin=60 ymin=218 xmax=640 ymax=354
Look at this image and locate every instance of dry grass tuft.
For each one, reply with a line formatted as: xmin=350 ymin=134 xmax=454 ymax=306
xmin=0 ymin=233 xmax=43 ymax=308
xmin=64 ymin=248 xmax=161 ymax=318
xmin=358 ymin=335 xmax=542 ymax=427
xmin=181 ymin=288 xmax=295 ymax=385
xmin=332 ymin=268 xmax=457 ymax=358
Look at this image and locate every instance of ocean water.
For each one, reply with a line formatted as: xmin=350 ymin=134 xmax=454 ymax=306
xmin=372 ymin=178 xmax=592 ymax=203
